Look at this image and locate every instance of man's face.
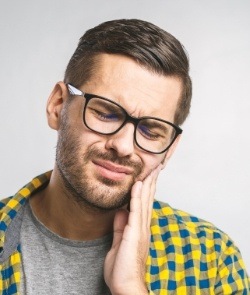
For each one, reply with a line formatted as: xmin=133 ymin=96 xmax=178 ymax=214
xmin=55 ymin=54 xmax=182 ymax=211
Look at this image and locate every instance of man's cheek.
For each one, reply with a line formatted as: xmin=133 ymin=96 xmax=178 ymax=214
xmin=135 ymin=169 xmax=151 ymax=182
xmin=136 ymin=159 xmax=163 ymax=182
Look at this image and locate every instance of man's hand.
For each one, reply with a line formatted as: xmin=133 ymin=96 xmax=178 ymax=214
xmin=104 ymin=165 xmax=162 ymax=295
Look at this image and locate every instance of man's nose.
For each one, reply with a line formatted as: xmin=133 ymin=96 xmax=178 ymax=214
xmin=104 ymin=123 xmax=135 ymax=157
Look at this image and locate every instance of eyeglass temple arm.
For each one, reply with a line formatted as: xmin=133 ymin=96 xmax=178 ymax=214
xmin=67 ymin=84 xmax=85 ymax=96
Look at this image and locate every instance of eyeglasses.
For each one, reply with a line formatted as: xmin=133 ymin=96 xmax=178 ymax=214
xmin=67 ymin=84 xmax=182 ymax=154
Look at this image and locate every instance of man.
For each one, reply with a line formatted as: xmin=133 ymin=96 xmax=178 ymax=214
xmin=0 ymin=19 xmax=249 ymax=295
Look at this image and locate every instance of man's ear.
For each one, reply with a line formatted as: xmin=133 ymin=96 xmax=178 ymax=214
xmin=46 ymin=82 xmax=68 ymax=130
xmin=161 ymin=135 xmax=181 ymax=169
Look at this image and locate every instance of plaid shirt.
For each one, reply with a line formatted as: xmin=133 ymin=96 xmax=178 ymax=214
xmin=0 ymin=172 xmax=249 ymax=294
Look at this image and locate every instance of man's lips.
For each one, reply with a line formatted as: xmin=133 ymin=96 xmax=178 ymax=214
xmin=92 ymin=159 xmax=134 ymax=174
xmin=92 ymin=159 xmax=134 ymax=181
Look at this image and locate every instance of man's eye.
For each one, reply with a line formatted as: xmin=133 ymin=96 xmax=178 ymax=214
xmin=138 ymin=125 xmax=161 ymax=140
xmin=92 ymin=109 xmax=120 ymax=121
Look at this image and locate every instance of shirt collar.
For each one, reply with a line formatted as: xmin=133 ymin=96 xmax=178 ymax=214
xmin=0 ymin=171 xmax=52 ymax=247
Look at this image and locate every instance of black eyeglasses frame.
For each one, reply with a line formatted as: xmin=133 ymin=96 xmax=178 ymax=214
xmin=67 ymin=83 xmax=183 ymax=154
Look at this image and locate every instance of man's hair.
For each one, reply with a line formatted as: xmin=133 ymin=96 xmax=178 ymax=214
xmin=64 ymin=19 xmax=192 ymax=125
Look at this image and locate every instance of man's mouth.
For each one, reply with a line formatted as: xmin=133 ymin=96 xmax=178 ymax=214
xmin=92 ymin=159 xmax=133 ymax=181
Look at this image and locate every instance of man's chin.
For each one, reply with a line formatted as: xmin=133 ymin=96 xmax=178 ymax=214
xmin=78 ymin=191 xmax=131 ymax=212
xmin=96 ymin=175 xmax=124 ymax=186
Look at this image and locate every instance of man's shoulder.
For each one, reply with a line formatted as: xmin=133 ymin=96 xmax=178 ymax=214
xmin=0 ymin=196 xmax=13 ymax=209
xmin=0 ymin=171 xmax=52 ymax=212
xmin=152 ymin=199 xmax=227 ymax=238
xmin=0 ymin=171 xmax=52 ymax=226
xmin=0 ymin=195 xmax=23 ymax=226
xmin=151 ymin=200 xmax=242 ymax=260
xmin=0 ymin=196 xmax=14 ymax=214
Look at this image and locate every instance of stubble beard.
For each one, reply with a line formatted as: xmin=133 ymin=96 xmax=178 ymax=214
xmin=55 ymin=110 xmax=143 ymax=212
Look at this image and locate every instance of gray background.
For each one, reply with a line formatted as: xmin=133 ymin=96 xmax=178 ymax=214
xmin=0 ymin=1 xmax=249 ymax=272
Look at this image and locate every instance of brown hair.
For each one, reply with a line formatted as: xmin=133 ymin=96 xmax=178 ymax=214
xmin=64 ymin=19 xmax=192 ymax=125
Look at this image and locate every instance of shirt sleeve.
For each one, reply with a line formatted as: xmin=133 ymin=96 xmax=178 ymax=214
xmin=214 ymin=237 xmax=250 ymax=294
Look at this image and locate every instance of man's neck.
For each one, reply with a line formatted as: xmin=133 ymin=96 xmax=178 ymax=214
xmin=30 ymin=167 xmax=117 ymax=241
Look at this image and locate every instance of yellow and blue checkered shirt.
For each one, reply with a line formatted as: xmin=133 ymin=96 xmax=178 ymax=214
xmin=0 ymin=172 xmax=249 ymax=294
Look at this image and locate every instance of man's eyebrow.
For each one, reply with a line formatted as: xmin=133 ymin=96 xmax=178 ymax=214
xmin=91 ymin=99 xmax=122 ymax=112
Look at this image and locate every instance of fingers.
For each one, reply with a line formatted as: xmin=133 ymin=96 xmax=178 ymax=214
xmin=140 ymin=171 xmax=154 ymax=228
xmin=129 ymin=164 xmax=163 ymax=231
xmin=141 ymin=164 xmax=162 ymax=228
xmin=127 ymin=181 xmax=143 ymax=229
xmin=147 ymin=164 xmax=162 ymax=227
xmin=112 ymin=209 xmax=129 ymax=249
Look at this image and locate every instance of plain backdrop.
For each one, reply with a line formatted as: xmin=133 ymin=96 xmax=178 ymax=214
xmin=0 ymin=1 xmax=249 ymax=272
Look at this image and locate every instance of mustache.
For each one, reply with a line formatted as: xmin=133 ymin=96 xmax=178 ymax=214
xmin=83 ymin=147 xmax=143 ymax=176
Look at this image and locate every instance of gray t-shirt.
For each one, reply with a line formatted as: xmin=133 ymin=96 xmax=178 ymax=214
xmin=20 ymin=201 xmax=112 ymax=295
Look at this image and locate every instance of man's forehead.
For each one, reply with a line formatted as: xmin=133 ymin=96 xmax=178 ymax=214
xmin=82 ymin=53 xmax=182 ymax=121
